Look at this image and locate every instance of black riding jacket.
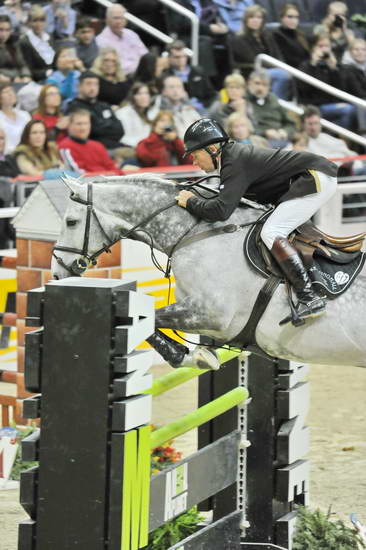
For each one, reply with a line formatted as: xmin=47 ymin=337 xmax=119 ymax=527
xmin=186 ymin=141 xmax=338 ymax=222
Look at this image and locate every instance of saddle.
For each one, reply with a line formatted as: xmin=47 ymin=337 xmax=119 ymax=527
xmin=245 ymin=210 xmax=366 ymax=299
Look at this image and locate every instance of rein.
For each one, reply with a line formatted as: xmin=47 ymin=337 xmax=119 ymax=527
xmin=53 ymin=183 xmax=179 ymax=276
xmin=53 ymin=178 xmax=264 ymax=280
xmin=53 ymin=177 xmax=267 ymax=355
xmin=53 ymin=182 xmax=200 ymax=277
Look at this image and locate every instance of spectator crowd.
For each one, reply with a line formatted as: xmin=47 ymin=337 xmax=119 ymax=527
xmin=0 ymin=0 xmax=365 ymax=184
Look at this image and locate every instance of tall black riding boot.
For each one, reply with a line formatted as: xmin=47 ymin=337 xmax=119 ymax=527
xmin=271 ymin=237 xmax=326 ymax=321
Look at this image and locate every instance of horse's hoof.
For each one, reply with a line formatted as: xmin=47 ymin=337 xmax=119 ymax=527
xmin=187 ymin=346 xmax=220 ymax=371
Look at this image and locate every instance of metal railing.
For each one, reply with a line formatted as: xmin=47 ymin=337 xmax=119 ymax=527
xmin=158 ymin=0 xmax=199 ymax=65
xmin=255 ymin=54 xmax=366 ymax=109
xmin=255 ymin=54 xmax=366 ymax=148
xmin=279 ymin=100 xmax=366 ymax=148
xmin=93 ymin=0 xmax=199 ymax=64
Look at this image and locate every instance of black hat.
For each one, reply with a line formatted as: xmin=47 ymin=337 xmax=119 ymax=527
xmin=79 ymin=70 xmax=99 ymax=82
xmin=183 ymin=118 xmax=229 ymax=156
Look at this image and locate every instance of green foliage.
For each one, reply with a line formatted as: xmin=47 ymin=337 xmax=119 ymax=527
xmin=351 ymin=14 xmax=366 ymax=29
xmin=293 ymin=507 xmax=366 ymax=550
xmin=147 ymin=507 xmax=204 ymax=550
xmin=10 ymin=424 xmax=39 ymax=481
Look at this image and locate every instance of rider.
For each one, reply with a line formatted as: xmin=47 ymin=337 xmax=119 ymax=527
xmin=176 ymin=118 xmax=338 ymax=323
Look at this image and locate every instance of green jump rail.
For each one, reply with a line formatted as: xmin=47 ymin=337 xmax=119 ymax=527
xmin=145 ymin=348 xmax=245 ymax=397
xmin=150 ymin=386 xmax=249 ymax=449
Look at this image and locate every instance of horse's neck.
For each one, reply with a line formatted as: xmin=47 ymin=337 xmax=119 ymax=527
xmin=93 ymin=183 xmax=197 ymax=254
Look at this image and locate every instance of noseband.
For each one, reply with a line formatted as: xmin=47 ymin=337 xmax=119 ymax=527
xmin=53 ymin=183 xmax=178 ymax=276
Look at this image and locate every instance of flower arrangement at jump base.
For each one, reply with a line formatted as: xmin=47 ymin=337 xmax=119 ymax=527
xmin=149 ymin=426 xmax=203 ymax=550
xmin=151 ymin=431 xmax=182 ymax=475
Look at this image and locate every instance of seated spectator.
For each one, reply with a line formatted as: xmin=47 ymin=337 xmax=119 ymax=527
xmin=226 ymin=111 xmax=268 ymax=147
xmin=273 ymin=3 xmax=310 ymax=70
xmin=163 ymin=40 xmax=216 ymax=112
xmin=91 ymin=47 xmax=131 ymax=107
xmin=314 ymin=1 xmax=355 ymax=61
xmin=121 ymin=0 xmax=167 ymax=48
xmin=0 ymin=128 xmax=15 ymax=245
xmin=33 ymin=84 xmax=69 ymax=142
xmin=66 ymin=71 xmax=124 ymax=151
xmin=302 ymin=105 xmax=366 ymax=175
xmin=298 ymin=34 xmax=357 ymax=130
xmin=96 ymin=4 xmax=148 ymax=78
xmin=342 ymin=38 xmax=366 ymax=132
xmin=246 ymin=69 xmax=296 ymax=147
xmin=229 ymin=5 xmax=292 ymax=100
xmin=43 ymin=0 xmax=77 ymax=45
xmin=209 ymin=72 xmax=254 ymax=127
xmin=19 ymin=5 xmax=55 ymax=83
xmin=136 ymin=110 xmax=192 ymax=167
xmin=164 ymin=0 xmax=232 ymax=86
xmin=115 ymin=81 xmax=157 ymax=148
xmin=211 ymin=0 xmax=254 ymax=34
xmin=134 ymin=52 xmax=169 ymax=95
xmin=0 ymin=83 xmax=31 ymax=153
xmin=47 ymin=46 xmax=84 ymax=104
xmin=153 ymin=74 xmax=200 ymax=139
xmin=0 ymin=126 xmax=19 ymax=176
xmin=14 ymin=119 xmax=67 ymax=178
xmin=0 ymin=15 xmax=31 ymax=83
xmin=0 ymin=0 xmax=28 ymax=35
xmin=58 ymin=109 xmax=123 ymax=174
xmin=290 ymin=132 xmax=309 ymax=152
xmin=75 ymin=16 xmax=99 ymax=69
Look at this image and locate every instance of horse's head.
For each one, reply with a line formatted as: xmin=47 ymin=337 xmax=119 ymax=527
xmin=51 ymin=173 xmax=185 ymax=280
xmin=52 ymin=176 xmax=104 ymax=279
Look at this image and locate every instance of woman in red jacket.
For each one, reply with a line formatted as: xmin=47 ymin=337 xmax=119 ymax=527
xmin=136 ymin=110 xmax=192 ymax=167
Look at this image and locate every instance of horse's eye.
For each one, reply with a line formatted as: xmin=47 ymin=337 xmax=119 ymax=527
xmin=66 ymin=219 xmax=78 ymax=227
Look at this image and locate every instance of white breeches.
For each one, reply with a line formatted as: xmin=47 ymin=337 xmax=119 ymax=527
xmin=260 ymin=171 xmax=338 ymax=250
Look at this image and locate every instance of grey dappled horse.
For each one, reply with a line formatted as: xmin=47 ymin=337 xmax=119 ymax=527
xmin=51 ymin=174 xmax=366 ymax=368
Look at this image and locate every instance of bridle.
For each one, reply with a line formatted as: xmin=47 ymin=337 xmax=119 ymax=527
xmin=53 ymin=176 xmax=265 ymax=277
xmin=52 ymin=177 xmax=268 ymax=356
xmin=52 ymin=181 xmax=200 ymax=277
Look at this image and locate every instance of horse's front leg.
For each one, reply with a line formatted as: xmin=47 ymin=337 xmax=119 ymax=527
xmin=147 ymin=297 xmax=229 ymax=371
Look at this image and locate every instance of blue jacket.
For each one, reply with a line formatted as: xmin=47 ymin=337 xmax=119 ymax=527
xmin=212 ymin=0 xmax=254 ymax=33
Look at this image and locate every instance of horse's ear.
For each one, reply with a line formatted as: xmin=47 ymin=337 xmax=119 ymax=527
xmin=61 ymin=173 xmax=80 ymax=195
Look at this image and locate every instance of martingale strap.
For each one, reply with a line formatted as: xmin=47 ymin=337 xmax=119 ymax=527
xmin=230 ymin=274 xmax=281 ymax=358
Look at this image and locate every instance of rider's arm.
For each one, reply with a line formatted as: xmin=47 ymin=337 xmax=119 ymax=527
xmin=186 ymin=146 xmax=254 ymax=221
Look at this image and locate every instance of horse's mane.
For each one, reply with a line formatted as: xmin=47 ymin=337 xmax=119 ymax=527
xmin=86 ymin=173 xmax=177 ymax=190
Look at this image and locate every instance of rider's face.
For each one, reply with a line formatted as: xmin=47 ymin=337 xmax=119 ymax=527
xmin=191 ymin=148 xmax=215 ymax=172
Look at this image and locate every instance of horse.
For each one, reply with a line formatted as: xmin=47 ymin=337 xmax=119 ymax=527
xmin=51 ymin=173 xmax=366 ymax=369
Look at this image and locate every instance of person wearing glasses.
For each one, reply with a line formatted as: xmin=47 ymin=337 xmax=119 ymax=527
xmin=19 ymin=5 xmax=55 ymax=82
xmin=273 ymin=3 xmax=310 ymax=70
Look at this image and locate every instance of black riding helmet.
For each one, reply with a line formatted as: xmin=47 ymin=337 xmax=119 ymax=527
xmin=183 ymin=118 xmax=229 ymax=158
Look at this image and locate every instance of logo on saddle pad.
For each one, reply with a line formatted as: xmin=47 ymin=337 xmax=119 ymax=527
xmin=334 ymin=271 xmax=350 ymax=285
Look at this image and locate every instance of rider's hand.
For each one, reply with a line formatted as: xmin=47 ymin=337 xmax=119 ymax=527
xmin=176 ymin=190 xmax=195 ymax=208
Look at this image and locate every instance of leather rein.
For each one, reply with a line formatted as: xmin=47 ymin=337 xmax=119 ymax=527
xmin=53 ymin=178 xmax=214 ymax=277
xmin=52 ymin=176 xmax=262 ymax=278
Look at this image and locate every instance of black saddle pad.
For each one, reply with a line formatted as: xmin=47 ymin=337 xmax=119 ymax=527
xmin=244 ymin=210 xmax=366 ymax=299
